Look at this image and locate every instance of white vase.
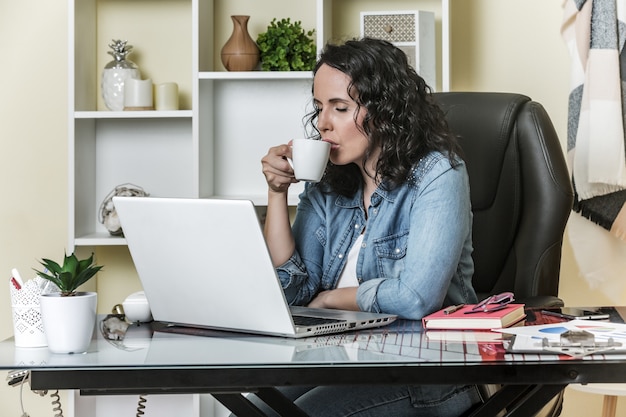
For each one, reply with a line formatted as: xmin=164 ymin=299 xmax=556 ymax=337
xmin=40 ymin=292 xmax=97 ymax=354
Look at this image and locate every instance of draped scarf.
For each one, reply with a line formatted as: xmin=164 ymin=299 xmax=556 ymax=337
xmin=562 ymin=0 xmax=626 ymax=240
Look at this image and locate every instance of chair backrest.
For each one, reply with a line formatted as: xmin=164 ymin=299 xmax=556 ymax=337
xmin=434 ymin=92 xmax=574 ymax=307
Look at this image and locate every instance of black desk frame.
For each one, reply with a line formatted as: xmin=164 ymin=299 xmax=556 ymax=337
xmin=27 ymin=359 xmax=626 ymax=417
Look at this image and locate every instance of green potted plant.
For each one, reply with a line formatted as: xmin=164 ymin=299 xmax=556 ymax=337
xmin=35 ymin=252 xmax=104 ymax=353
xmin=35 ymin=252 xmax=103 ymax=296
xmin=256 ymin=18 xmax=316 ymax=71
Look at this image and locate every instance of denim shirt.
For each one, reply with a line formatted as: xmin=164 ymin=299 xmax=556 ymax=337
xmin=276 ymin=151 xmax=477 ymax=320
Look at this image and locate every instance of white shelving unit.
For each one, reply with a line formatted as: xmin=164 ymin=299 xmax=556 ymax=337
xmin=67 ymin=3 xmax=451 ymax=414
xmin=68 ymin=0 xmax=450 ymax=252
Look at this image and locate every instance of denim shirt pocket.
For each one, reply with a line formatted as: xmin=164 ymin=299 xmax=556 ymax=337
xmin=373 ymin=231 xmax=409 ymax=278
xmin=315 ymin=224 xmax=327 ymax=247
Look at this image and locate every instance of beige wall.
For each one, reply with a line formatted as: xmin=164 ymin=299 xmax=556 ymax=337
xmin=0 ymin=0 xmax=622 ymax=415
xmin=0 ymin=1 xmax=69 ymax=414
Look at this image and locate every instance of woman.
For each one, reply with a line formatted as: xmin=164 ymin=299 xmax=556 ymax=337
xmin=257 ymin=38 xmax=480 ymax=416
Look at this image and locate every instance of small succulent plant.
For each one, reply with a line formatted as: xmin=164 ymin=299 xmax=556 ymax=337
xmin=34 ymin=252 xmax=103 ymax=297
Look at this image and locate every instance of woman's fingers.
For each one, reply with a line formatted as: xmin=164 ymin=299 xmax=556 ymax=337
xmin=262 ymin=144 xmax=297 ymax=192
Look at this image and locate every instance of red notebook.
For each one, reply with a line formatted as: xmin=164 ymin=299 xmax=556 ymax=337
xmin=422 ymin=303 xmax=526 ymax=330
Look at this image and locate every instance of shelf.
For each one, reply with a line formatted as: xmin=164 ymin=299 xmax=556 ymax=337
xmin=199 ymin=71 xmax=313 ymax=80
xmin=74 ymin=110 xmax=193 ymax=119
xmin=210 ymin=194 xmax=303 ymax=207
xmin=74 ymin=233 xmax=127 ymax=247
xmin=73 ymin=194 xmax=299 ymax=248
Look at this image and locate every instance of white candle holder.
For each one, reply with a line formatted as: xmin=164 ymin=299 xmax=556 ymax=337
xmin=124 ymin=78 xmax=154 ymax=110
xmin=155 ymin=82 xmax=179 ymax=111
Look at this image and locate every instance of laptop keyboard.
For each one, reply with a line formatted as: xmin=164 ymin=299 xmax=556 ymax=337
xmin=292 ymin=315 xmax=344 ymax=326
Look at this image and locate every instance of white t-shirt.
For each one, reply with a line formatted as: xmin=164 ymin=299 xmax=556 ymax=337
xmin=336 ymin=233 xmax=364 ymax=288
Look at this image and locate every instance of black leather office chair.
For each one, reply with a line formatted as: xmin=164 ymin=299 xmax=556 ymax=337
xmin=434 ymin=92 xmax=574 ymax=417
xmin=434 ymin=92 xmax=574 ymax=308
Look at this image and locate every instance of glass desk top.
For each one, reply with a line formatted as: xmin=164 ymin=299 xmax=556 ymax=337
xmin=0 ymin=318 xmax=497 ymax=369
xmin=5 ymin=310 xmax=626 ymax=417
xmin=3 ymin=310 xmax=626 ymax=372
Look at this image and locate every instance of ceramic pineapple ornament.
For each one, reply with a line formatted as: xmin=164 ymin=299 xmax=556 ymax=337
xmin=101 ymin=39 xmax=140 ymax=111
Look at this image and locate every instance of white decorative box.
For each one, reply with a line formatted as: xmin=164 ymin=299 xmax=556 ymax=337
xmin=360 ymin=10 xmax=436 ymax=89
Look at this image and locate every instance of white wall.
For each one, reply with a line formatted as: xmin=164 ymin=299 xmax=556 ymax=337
xmin=0 ymin=0 xmax=622 ymax=416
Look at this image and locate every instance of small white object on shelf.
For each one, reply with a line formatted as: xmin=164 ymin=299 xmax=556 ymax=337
xmin=124 ymin=78 xmax=154 ymax=110
xmin=155 ymin=82 xmax=179 ymax=110
xmin=122 ymin=291 xmax=153 ymax=323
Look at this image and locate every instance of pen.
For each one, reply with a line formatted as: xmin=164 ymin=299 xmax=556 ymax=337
xmin=10 ymin=268 xmax=23 ymax=290
xmin=10 ymin=277 xmax=21 ymax=290
xmin=443 ymin=304 xmax=464 ymax=315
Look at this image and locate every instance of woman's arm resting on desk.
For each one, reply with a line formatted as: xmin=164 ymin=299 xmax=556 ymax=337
xmin=308 ymin=287 xmax=359 ymax=311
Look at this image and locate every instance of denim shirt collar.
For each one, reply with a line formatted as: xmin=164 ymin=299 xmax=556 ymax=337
xmin=334 ymin=181 xmax=398 ymax=209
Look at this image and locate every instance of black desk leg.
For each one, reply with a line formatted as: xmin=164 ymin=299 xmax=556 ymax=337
xmin=467 ymin=384 xmax=566 ymax=417
xmin=256 ymin=387 xmax=310 ymax=417
xmin=212 ymin=393 xmax=269 ymax=417
xmin=504 ymin=384 xmax=566 ymax=417
xmin=213 ymin=389 xmax=309 ymax=417
xmin=468 ymin=385 xmax=530 ymax=417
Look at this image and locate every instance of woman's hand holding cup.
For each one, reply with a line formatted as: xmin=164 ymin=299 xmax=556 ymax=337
xmin=262 ymin=142 xmax=298 ymax=194
xmin=262 ymin=139 xmax=331 ymax=193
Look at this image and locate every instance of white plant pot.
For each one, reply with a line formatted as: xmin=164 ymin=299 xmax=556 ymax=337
xmin=40 ymin=292 xmax=97 ymax=354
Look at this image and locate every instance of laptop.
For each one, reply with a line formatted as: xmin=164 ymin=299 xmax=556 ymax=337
xmin=113 ymin=196 xmax=397 ymax=338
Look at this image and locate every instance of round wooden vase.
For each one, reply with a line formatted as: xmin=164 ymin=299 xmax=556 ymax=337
xmin=220 ymin=15 xmax=260 ymax=71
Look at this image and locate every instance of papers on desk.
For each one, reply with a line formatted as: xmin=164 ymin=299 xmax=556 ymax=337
xmin=495 ymin=319 xmax=626 ymax=358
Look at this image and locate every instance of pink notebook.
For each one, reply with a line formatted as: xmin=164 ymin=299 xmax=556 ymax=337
xmin=422 ymin=303 xmax=526 ymax=330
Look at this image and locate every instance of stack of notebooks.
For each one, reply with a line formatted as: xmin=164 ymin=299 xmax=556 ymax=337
xmin=422 ymin=303 xmax=525 ymax=330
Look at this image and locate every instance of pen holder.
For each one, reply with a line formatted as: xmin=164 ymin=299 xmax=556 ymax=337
xmin=14 ymin=347 xmax=50 ymax=366
xmin=9 ymin=277 xmax=49 ymax=347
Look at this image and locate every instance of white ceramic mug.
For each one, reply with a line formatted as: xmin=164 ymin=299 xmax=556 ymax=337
xmin=289 ymin=139 xmax=331 ymax=182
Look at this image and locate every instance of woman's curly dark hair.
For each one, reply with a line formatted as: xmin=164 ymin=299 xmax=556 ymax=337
xmin=306 ymin=37 xmax=461 ymax=197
